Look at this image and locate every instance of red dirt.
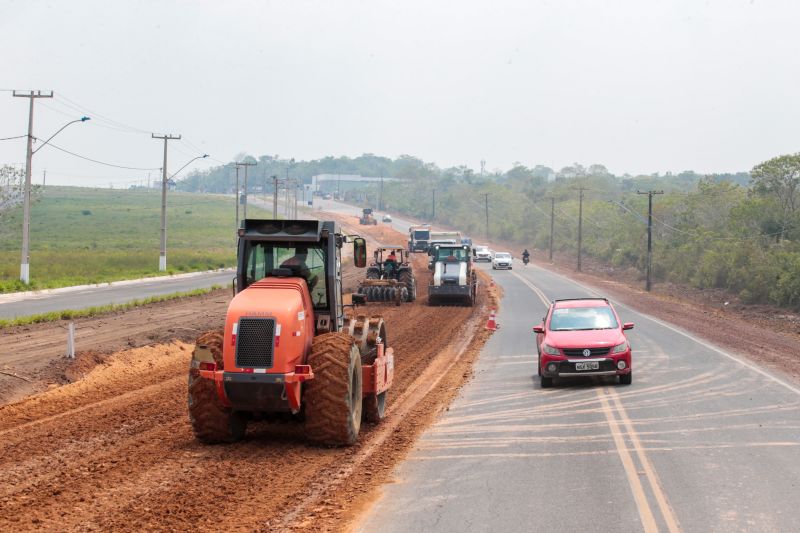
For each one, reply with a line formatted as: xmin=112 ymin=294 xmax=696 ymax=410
xmin=8 ymin=206 xmax=794 ymax=531
xmin=0 ymin=219 xmax=495 ymax=532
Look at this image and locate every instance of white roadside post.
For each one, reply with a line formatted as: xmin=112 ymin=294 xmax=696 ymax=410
xmin=66 ymin=322 xmax=75 ymax=359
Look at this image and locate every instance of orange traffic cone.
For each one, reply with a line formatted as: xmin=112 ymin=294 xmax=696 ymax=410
xmin=486 ymin=309 xmax=499 ymax=331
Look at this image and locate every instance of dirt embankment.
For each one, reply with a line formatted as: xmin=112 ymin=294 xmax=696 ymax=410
xmin=0 ymin=290 xmax=233 ymax=404
xmin=0 ymin=219 xmax=497 ymax=532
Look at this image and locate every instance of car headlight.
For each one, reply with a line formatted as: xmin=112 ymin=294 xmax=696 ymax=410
xmin=611 ymin=341 xmax=628 ymax=354
xmin=543 ymin=344 xmax=561 ymax=355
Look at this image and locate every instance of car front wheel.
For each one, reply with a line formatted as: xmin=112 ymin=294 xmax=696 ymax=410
xmin=619 ymin=372 xmax=632 ymax=385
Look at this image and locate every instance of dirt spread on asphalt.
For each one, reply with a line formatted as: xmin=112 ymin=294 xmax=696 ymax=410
xmin=0 ymin=219 xmax=496 ymax=532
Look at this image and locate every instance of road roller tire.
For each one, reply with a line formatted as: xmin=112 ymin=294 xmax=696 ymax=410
xmin=305 ymin=333 xmax=363 ymax=446
xmin=188 ymin=330 xmax=247 ymax=443
xmin=363 ymin=391 xmax=387 ymax=423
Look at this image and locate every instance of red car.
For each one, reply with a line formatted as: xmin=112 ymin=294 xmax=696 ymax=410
xmin=533 ymin=298 xmax=633 ymax=388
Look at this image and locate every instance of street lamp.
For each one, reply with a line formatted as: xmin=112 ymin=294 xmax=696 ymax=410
xmin=170 ymin=154 xmax=209 ymax=180
xmin=19 ymin=116 xmax=90 ymax=284
xmin=32 ymin=116 xmax=90 ymax=155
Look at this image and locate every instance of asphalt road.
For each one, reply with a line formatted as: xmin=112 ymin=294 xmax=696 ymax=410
xmin=0 ymin=195 xmax=377 ymax=321
xmin=0 ymin=270 xmax=233 ymax=320
xmin=357 ymin=261 xmax=800 ymax=532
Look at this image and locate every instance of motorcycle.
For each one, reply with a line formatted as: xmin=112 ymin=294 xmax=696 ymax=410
xmin=522 ymin=255 xmax=530 ymax=266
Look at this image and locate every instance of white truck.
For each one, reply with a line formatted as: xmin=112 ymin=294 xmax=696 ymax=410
xmin=429 ymin=230 xmax=461 ymax=247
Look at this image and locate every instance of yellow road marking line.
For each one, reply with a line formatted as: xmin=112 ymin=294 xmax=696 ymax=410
xmin=597 ymin=388 xmax=659 ymax=533
xmin=511 ymin=267 xmax=681 ymax=531
xmin=610 ymin=388 xmax=682 ymax=533
xmin=510 ymin=270 xmax=550 ymax=306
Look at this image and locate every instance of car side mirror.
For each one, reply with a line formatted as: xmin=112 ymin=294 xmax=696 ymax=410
xmin=353 ymin=237 xmax=367 ymax=268
xmin=623 ymin=322 xmax=634 ymax=330
xmin=532 ymin=324 xmax=545 ymax=334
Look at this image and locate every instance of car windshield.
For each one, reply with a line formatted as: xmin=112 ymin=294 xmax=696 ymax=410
xmin=414 ymin=230 xmax=430 ymax=240
xmin=549 ymin=306 xmax=619 ymax=331
xmin=495 ymin=253 xmax=511 ymax=259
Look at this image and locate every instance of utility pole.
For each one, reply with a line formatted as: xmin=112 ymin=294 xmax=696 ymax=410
xmin=294 ymin=182 xmax=299 ymax=218
xmin=575 ymin=186 xmax=589 ymax=272
xmin=272 ymin=175 xmax=279 ymax=218
xmin=484 ymin=193 xmax=490 ymax=241
xmin=234 ymin=164 xmax=240 ymax=231
xmin=285 ymin=179 xmax=291 ymax=217
xmin=42 ymin=170 xmax=46 ymax=188
xmin=549 ymin=197 xmax=555 ymax=262
xmin=379 ymin=176 xmax=384 ymax=211
xmin=263 ymin=169 xmax=268 ymax=205
xmin=152 ymin=133 xmax=181 ymax=271
xmin=432 ymin=188 xmax=436 ymax=221
xmin=13 ymin=90 xmax=53 ymax=284
xmin=236 ymin=161 xmax=256 ymax=221
xmin=637 ymin=190 xmax=664 ymax=291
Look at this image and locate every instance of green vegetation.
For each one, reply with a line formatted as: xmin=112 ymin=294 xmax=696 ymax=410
xmin=0 ymin=186 xmax=270 ymax=292
xmin=0 ymin=285 xmax=223 ymax=329
xmin=182 ymin=152 xmax=800 ymax=309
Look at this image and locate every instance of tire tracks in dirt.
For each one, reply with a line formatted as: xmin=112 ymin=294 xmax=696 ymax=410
xmin=0 ymin=219 xmax=497 ymax=532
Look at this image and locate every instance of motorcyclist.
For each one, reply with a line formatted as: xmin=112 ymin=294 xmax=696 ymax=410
xmin=522 ymin=248 xmax=530 ymax=265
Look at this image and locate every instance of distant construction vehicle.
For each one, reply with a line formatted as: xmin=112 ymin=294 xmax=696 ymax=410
xmin=189 ymin=219 xmax=394 ymax=446
xmin=408 ymin=224 xmax=431 ymax=253
xmin=428 ymin=243 xmax=477 ymax=306
xmin=429 ymin=230 xmax=461 ymax=247
xmin=357 ymin=246 xmax=417 ymax=304
xmin=359 ymin=208 xmax=378 ymax=225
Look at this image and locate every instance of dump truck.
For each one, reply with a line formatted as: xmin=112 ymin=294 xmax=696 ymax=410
xmin=408 ymin=224 xmax=431 ymax=253
xmin=426 ymin=231 xmax=462 ymax=269
xmin=357 ymin=246 xmax=417 ymax=304
xmin=188 ymin=219 xmax=394 ymax=446
xmin=428 ymin=243 xmax=477 ymax=306
xmin=429 ymin=230 xmax=461 ymax=247
xmin=359 ymin=208 xmax=378 ymax=225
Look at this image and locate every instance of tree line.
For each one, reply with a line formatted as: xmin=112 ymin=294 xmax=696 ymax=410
xmin=179 ymin=152 xmax=800 ymax=308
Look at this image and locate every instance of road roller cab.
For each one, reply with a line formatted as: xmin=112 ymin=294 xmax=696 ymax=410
xmin=189 ymin=219 xmax=394 ymax=446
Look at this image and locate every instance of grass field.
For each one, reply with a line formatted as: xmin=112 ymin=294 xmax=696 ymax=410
xmin=0 ymin=186 xmax=271 ymax=292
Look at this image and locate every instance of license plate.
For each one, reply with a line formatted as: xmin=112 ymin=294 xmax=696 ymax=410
xmin=575 ymin=361 xmax=600 ymax=371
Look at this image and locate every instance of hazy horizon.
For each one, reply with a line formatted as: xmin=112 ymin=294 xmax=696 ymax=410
xmin=2 ymin=0 xmax=798 ymax=187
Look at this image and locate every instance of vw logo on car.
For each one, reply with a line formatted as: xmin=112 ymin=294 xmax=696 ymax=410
xmin=582 ymin=349 xmax=591 ymax=357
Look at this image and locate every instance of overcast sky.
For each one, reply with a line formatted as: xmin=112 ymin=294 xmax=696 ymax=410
xmin=1 ymin=0 xmax=799 ymax=187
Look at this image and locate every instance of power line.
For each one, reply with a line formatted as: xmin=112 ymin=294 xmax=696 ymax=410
xmin=38 ymin=141 xmax=160 ymax=171
xmin=57 ymin=93 xmax=151 ymax=134
xmin=613 ymin=197 xmax=785 ymax=242
xmin=0 ymin=135 xmax=27 ymax=141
